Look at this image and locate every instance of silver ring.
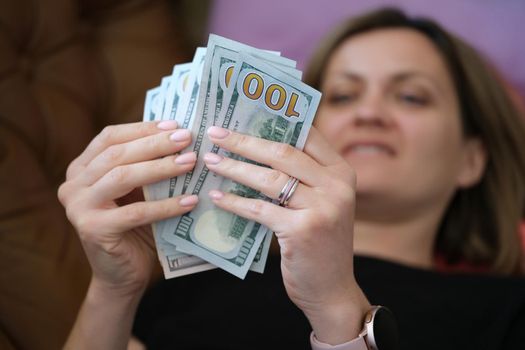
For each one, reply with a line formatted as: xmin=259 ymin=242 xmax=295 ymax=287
xmin=278 ymin=176 xmax=299 ymax=207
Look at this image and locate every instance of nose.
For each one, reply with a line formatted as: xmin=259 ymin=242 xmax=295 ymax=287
xmin=353 ymin=91 xmax=391 ymax=128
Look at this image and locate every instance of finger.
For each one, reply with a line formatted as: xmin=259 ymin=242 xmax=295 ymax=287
xmin=203 ymin=152 xmax=313 ymax=209
xmin=89 ymin=152 xmax=197 ymax=204
xmin=100 ymin=194 xmax=199 ymax=233
xmin=208 ymin=190 xmax=291 ymax=233
xmin=207 ymin=126 xmax=326 ymax=187
xmin=68 ymin=121 xmax=178 ymax=179
xmin=303 ymin=127 xmax=345 ymax=167
xmin=80 ymin=128 xmax=192 ymax=185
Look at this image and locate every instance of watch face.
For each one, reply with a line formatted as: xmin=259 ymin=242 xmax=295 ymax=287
xmin=369 ymin=306 xmax=399 ymax=350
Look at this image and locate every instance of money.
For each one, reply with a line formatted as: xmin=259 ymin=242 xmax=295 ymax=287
xmin=154 ymin=64 xmax=192 ymax=216
xmin=156 ymin=238 xmax=216 ymax=279
xmin=142 ymin=34 xmax=320 ymax=279
xmin=156 ymin=36 xmax=297 ymax=277
xmin=142 ymin=85 xmax=216 ymax=278
xmin=161 ymin=53 xmax=321 ymax=279
xmin=143 ymin=87 xmax=161 ymax=123
xmin=162 ymin=63 xmax=192 ymax=123
xmin=170 ymin=35 xmax=298 ymax=198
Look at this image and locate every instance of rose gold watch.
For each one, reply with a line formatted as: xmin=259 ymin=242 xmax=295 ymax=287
xmin=359 ymin=306 xmax=399 ymax=350
xmin=310 ymin=305 xmax=399 ymax=350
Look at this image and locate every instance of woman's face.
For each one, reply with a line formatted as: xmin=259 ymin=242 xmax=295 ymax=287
xmin=315 ymin=28 xmax=485 ymax=218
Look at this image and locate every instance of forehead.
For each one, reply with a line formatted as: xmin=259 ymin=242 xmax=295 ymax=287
xmin=324 ymin=28 xmax=452 ymax=85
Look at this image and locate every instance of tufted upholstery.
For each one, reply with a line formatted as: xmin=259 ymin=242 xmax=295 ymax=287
xmin=0 ymin=0 xmax=192 ymax=348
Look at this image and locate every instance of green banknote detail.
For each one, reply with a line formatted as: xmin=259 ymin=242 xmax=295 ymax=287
xmin=162 ymin=51 xmax=319 ymax=279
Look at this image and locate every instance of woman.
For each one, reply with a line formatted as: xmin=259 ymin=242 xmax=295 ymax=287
xmin=59 ymin=8 xmax=525 ymax=350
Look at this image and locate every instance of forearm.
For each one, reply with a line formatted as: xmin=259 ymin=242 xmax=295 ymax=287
xmin=64 ymin=278 xmax=145 ymax=350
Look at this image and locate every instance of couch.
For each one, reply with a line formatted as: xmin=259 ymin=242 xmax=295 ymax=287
xmin=0 ymin=0 xmax=197 ymax=348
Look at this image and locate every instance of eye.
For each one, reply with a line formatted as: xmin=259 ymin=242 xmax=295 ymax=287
xmin=325 ymin=92 xmax=358 ymax=105
xmin=397 ymin=92 xmax=429 ymax=106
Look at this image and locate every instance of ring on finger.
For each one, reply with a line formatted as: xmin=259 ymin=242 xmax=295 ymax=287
xmin=278 ymin=176 xmax=300 ymax=207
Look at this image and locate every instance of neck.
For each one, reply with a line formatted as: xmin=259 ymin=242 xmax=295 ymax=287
xmin=353 ymin=200 xmax=447 ymax=269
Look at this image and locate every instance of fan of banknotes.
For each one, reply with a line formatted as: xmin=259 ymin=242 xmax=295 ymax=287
xmin=142 ymin=34 xmax=321 ymax=279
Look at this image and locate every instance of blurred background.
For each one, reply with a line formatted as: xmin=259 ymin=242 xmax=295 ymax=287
xmin=209 ymin=0 xmax=525 ymax=102
xmin=0 ymin=0 xmax=523 ymax=349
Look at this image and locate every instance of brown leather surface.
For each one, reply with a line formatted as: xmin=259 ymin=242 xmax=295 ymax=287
xmin=0 ymin=0 xmax=191 ymax=348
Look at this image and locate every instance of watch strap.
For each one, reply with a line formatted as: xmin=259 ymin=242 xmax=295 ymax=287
xmin=310 ymin=332 xmax=368 ymax=350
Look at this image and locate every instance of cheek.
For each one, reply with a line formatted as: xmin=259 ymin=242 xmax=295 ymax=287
xmin=314 ymin=109 xmax=347 ymax=148
xmin=402 ymin=115 xmax=464 ymax=183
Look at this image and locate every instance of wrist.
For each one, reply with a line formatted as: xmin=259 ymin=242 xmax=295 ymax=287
xmin=88 ymin=276 xmax=146 ymax=306
xmin=306 ymin=287 xmax=371 ymax=345
xmin=65 ymin=277 xmax=147 ymax=349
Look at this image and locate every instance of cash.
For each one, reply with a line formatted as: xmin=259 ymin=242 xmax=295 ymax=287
xmin=142 ymin=34 xmax=321 ymax=279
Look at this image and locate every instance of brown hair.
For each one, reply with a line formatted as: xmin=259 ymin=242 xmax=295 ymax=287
xmin=305 ymin=8 xmax=525 ymax=275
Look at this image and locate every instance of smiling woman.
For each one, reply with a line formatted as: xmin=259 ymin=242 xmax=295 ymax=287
xmin=306 ymin=9 xmax=525 ymax=275
xmin=58 ymin=7 xmax=525 ymax=350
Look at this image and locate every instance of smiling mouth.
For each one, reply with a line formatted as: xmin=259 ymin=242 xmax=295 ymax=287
xmin=344 ymin=144 xmax=395 ymax=156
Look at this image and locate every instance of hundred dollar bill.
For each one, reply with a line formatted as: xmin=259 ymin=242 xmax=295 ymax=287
xmin=148 ymin=64 xmax=193 ymax=239
xmin=142 ymin=81 xmax=215 ymax=279
xmin=152 ymin=63 xmax=193 ymax=215
xmin=249 ymin=228 xmax=273 ymax=273
xmin=161 ymin=63 xmax=192 ymax=123
xmin=181 ymin=49 xmax=302 ymax=273
xmin=146 ymin=49 xmax=210 ymax=278
xmin=162 ymin=53 xmax=321 ymax=279
xmin=143 ymin=74 xmax=174 ymax=202
xmin=142 ymin=84 xmax=165 ymax=203
xmin=199 ymin=47 xmax=302 ymax=273
xmin=162 ymin=37 xmax=299 ymax=272
xmin=148 ymin=76 xmax=173 ymax=202
xmin=163 ymin=48 xmax=207 ymax=201
xmin=152 ymin=50 xmax=206 ymax=235
xmin=156 ymin=236 xmax=216 ymax=279
xmin=142 ymin=80 xmax=170 ymax=235
xmin=143 ymin=86 xmax=162 ymax=123
xmin=174 ymin=47 xmax=207 ymax=131
xmin=154 ymin=76 xmax=171 ymax=120
xmin=170 ymin=34 xmax=297 ymax=199
xmin=212 ymin=48 xmax=302 ymax=128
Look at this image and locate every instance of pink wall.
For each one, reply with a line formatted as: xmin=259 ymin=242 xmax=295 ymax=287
xmin=208 ymin=0 xmax=525 ymax=100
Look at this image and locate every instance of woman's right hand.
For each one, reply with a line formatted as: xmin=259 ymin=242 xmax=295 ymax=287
xmin=58 ymin=121 xmax=198 ymax=296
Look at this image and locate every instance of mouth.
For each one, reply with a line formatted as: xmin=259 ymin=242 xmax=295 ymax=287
xmin=343 ymin=142 xmax=396 ymax=157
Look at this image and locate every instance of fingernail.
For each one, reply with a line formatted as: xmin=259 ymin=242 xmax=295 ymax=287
xmin=170 ymin=129 xmax=191 ymax=142
xmin=157 ymin=120 xmax=178 ymax=130
xmin=175 ymin=152 xmax=196 ymax=164
xmin=203 ymin=152 xmax=222 ymax=165
xmin=179 ymin=195 xmax=199 ymax=207
xmin=209 ymin=190 xmax=224 ymax=200
xmin=207 ymin=126 xmax=230 ymax=139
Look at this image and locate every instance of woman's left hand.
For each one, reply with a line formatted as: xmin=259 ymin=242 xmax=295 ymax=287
xmin=204 ymin=125 xmax=371 ymax=344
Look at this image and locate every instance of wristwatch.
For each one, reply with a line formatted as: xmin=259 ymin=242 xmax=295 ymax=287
xmin=310 ymin=305 xmax=399 ymax=350
xmin=360 ymin=306 xmax=399 ymax=350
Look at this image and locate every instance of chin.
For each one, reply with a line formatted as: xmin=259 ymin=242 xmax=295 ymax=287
xmin=353 ymin=172 xmax=404 ymax=201
xmin=354 ymin=168 xmax=394 ymax=186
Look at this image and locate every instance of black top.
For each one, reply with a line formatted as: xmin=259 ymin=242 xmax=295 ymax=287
xmin=133 ymin=254 xmax=525 ymax=350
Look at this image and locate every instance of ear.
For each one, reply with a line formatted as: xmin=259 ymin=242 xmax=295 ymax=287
xmin=456 ymin=137 xmax=487 ymax=188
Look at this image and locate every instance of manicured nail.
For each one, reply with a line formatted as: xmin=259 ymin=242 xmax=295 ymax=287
xmin=157 ymin=120 xmax=178 ymax=130
xmin=175 ymin=152 xmax=196 ymax=164
xmin=179 ymin=195 xmax=199 ymax=207
xmin=207 ymin=126 xmax=230 ymax=139
xmin=203 ymin=152 xmax=223 ymax=165
xmin=209 ymin=190 xmax=224 ymax=200
xmin=170 ymin=129 xmax=191 ymax=142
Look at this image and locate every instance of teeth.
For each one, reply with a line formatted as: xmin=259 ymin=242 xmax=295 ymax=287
xmin=350 ymin=145 xmax=388 ymax=154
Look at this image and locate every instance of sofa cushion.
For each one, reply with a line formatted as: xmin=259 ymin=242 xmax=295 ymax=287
xmin=0 ymin=0 xmax=189 ymax=348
